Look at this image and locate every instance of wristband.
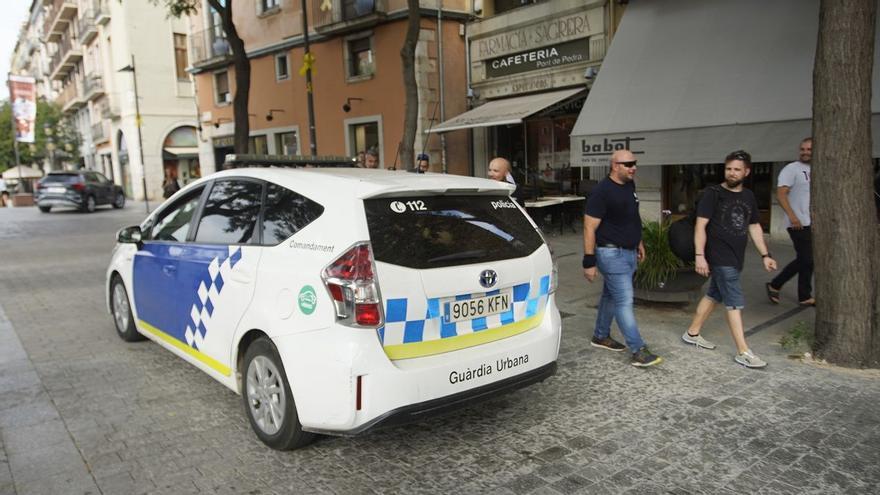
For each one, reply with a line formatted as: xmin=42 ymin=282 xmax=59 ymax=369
xmin=762 ymin=253 xmax=772 ymax=258
xmin=582 ymin=254 xmax=596 ymax=269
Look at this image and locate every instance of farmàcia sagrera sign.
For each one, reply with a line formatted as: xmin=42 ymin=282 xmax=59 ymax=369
xmin=486 ymin=39 xmax=589 ymax=79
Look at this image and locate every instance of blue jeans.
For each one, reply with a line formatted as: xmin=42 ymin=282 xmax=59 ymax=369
xmin=594 ymin=247 xmax=645 ymax=353
xmin=706 ymin=265 xmax=745 ymax=310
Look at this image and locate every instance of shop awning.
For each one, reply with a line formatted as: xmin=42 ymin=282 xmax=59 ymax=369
xmin=162 ymin=146 xmax=200 ymax=159
xmin=570 ymin=0 xmax=880 ymax=166
xmin=429 ymin=88 xmax=584 ymax=133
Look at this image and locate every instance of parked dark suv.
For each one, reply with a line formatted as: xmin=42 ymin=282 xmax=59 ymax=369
xmin=35 ymin=171 xmax=126 ymax=213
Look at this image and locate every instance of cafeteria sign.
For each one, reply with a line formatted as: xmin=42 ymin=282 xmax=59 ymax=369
xmin=486 ymin=39 xmax=588 ymax=79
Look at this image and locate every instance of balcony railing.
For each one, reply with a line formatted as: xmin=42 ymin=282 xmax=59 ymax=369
xmin=56 ymin=79 xmax=84 ymax=112
xmin=91 ymin=121 xmax=108 ymax=143
xmin=83 ymin=75 xmax=104 ymax=101
xmin=98 ymin=98 xmax=119 ymax=119
xmin=312 ymin=0 xmax=386 ymax=32
xmin=49 ymin=35 xmax=82 ymax=80
xmin=78 ymin=11 xmax=98 ymax=45
xmin=44 ymin=0 xmax=78 ymax=43
xmin=190 ymin=26 xmax=232 ymax=67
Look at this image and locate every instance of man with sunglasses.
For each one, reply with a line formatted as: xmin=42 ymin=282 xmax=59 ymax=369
xmin=583 ymin=149 xmax=662 ymax=367
xmin=683 ymin=150 xmax=777 ymax=368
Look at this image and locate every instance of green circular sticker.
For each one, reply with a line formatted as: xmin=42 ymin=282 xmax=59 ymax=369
xmin=298 ymin=285 xmax=318 ymax=315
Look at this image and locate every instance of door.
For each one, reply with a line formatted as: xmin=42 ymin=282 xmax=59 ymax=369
xmin=132 ymin=187 xmax=204 ymax=337
xmin=94 ymin=171 xmax=115 ymax=204
xmin=176 ymin=179 xmax=263 ymax=370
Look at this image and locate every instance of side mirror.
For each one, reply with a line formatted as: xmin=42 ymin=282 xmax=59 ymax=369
xmin=117 ymin=225 xmax=143 ymax=244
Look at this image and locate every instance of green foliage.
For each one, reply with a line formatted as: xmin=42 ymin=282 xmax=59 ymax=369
xmin=634 ymin=220 xmax=684 ymax=289
xmin=779 ymin=320 xmax=815 ymax=352
xmin=0 ymin=99 xmax=80 ymax=172
xmin=146 ymin=0 xmax=200 ymax=18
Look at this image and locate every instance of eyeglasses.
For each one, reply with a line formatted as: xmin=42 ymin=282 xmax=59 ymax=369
xmin=614 ymin=160 xmax=637 ymax=168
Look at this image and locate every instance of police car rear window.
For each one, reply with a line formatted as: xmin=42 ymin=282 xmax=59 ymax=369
xmin=364 ymin=195 xmax=543 ymax=269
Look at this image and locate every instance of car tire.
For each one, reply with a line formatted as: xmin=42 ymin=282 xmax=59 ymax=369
xmin=110 ymin=276 xmax=145 ymax=342
xmin=112 ymin=192 xmax=125 ymax=209
xmin=38 ymin=206 xmax=51 ymax=213
xmin=242 ymin=338 xmax=315 ymax=450
xmin=83 ymin=195 xmax=96 ymax=213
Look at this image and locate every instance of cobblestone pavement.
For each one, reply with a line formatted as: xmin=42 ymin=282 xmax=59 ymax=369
xmin=0 ymin=205 xmax=879 ymax=495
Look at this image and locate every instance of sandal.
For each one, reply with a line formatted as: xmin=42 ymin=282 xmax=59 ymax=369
xmin=765 ymin=283 xmax=780 ymax=304
xmin=799 ymin=298 xmax=815 ymax=307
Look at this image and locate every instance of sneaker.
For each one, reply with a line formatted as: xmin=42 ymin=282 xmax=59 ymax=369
xmin=631 ymin=347 xmax=663 ymax=367
xmin=735 ymin=350 xmax=767 ymax=369
xmin=591 ymin=336 xmax=626 ymax=352
xmin=681 ymin=331 xmax=717 ymax=350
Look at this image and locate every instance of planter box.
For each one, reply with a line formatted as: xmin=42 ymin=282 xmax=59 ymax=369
xmin=635 ymin=268 xmax=707 ymax=303
xmin=12 ymin=193 xmax=34 ymax=207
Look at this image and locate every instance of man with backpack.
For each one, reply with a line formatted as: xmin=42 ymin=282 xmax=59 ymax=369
xmin=682 ymin=150 xmax=777 ymax=368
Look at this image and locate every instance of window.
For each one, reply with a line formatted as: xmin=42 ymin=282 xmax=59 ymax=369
xmin=248 ymin=135 xmax=268 ymax=154
xmin=174 ymin=33 xmax=188 ymax=80
xmin=262 ymin=183 xmax=324 ymax=245
xmin=214 ymin=70 xmax=230 ymax=104
xmin=347 ymin=36 xmax=374 ymax=79
xmin=275 ymin=53 xmax=289 ymax=81
xmin=195 ymin=180 xmax=263 ymax=245
xmin=275 ymin=131 xmax=298 ymax=155
xmin=150 ymin=189 xmax=204 ymax=242
xmin=348 ymin=120 xmax=380 ymax=164
xmin=364 ymin=195 xmax=544 ymax=269
xmin=259 ymin=0 xmax=280 ymax=14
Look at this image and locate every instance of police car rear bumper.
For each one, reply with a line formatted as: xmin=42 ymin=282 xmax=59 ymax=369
xmin=306 ymin=361 xmax=557 ymax=436
xmin=274 ymin=295 xmax=562 ymax=435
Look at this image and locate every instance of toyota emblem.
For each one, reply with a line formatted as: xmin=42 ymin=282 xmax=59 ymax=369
xmin=479 ymin=269 xmax=497 ymax=288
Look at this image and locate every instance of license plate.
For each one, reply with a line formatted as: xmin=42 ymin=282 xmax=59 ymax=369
xmin=444 ymin=289 xmax=512 ymax=323
xmin=48 ymin=187 xmax=66 ymax=194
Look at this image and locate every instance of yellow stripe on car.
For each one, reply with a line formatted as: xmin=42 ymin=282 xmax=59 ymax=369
xmin=138 ymin=320 xmax=232 ymax=376
xmin=384 ymin=312 xmax=544 ymax=360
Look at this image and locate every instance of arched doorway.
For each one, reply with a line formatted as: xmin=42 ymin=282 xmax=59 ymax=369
xmin=162 ymin=126 xmax=201 ymax=186
xmin=117 ymin=131 xmax=133 ymax=198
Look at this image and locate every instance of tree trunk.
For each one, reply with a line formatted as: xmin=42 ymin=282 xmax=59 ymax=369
xmin=209 ymin=0 xmax=250 ymax=155
xmin=399 ymin=0 xmax=420 ymax=171
xmin=812 ymin=0 xmax=879 ymax=367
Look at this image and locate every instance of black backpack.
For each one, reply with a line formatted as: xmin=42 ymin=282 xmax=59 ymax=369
xmin=668 ymin=185 xmax=721 ymax=263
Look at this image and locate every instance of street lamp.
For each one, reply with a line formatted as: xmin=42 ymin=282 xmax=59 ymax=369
xmin=118 ymin=54 xmax=149 ymax=213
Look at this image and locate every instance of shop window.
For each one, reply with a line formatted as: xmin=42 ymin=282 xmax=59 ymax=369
xmin=214 ymin=70 xmax=230 ymax=104
xmin=248 ymin=135 xmax=268 ymax=154
xmin=275 ymin=131 xmax=298 ymax=155
xmin=346 ymin=36 xmax=374 ymax=80
xmin=348 ymin=121 xmax=380 ymax=165
xmin=275 ymin=53 xmax=289 ymax=81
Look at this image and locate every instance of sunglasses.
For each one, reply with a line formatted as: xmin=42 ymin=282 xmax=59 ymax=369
xmin=614 ymin=160 xmax=637 ymax=168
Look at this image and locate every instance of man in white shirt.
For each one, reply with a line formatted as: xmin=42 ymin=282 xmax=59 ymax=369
xmin=767 ymin=138 xmax=814 ymax=306
xmin=488 ymin=157 xmax=516 ymax=185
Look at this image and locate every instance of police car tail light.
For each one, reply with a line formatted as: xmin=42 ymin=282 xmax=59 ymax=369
xmin=322 ymin=242 xmax=383 ymax=327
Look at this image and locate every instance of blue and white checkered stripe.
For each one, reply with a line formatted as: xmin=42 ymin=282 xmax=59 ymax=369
xmin=184 ymin=246 xmax=242 ymax=350
xmin=378 ymin=275 xmax=550 ymax=346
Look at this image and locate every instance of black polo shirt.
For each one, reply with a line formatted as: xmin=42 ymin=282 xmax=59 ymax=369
xmin=584 ymin=177 xmax=642 ymax=249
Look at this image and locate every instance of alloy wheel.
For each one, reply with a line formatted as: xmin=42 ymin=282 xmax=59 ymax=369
xmin=246 ymin=355 xmax=287 ymax=435
xmin=112 ymin=282 xmax=130 ymax=333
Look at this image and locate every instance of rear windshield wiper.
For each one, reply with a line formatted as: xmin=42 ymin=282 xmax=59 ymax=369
xmin=428 ymin=249 xmax=486 ymax=264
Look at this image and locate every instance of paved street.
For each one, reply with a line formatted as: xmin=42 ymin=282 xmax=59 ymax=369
xmin=0 ymin=204 xmax=879 ymax=495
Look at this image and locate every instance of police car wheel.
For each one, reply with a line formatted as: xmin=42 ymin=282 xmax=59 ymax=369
xmin=111 ymin=276 xmax=144 ymax=342
xmin=243 ymin=338 xmax=314 ymax=450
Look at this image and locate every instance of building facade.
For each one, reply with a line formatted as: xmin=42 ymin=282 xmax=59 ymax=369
xmin=12 ymin=0 xmax=198 ymax=202
xmin=431 ymin=0 xmax=623 ymax=186
xmin=188 ymin=0 xmax=471 ymax=176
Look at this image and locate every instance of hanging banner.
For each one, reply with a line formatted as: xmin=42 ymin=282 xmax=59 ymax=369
xmin=9 ymin=75 xmax=37 ymax=143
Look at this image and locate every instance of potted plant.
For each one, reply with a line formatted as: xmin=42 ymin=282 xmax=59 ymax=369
xmin=634 ymin=218 xmax=707 ymax=303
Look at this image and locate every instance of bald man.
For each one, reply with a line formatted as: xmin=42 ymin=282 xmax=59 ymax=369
xmin=583 ymin=149 xmax=662 ymax=367
xmin=488 ymin=157 xmax=516 ymax=184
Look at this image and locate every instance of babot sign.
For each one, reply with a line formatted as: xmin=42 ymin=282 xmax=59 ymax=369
xmin=575 ymin=136 xmax=647 ymax=166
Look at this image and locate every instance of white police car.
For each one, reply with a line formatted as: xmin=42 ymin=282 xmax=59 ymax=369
xmin=106 ymin=159 xmax=560 ymax=450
